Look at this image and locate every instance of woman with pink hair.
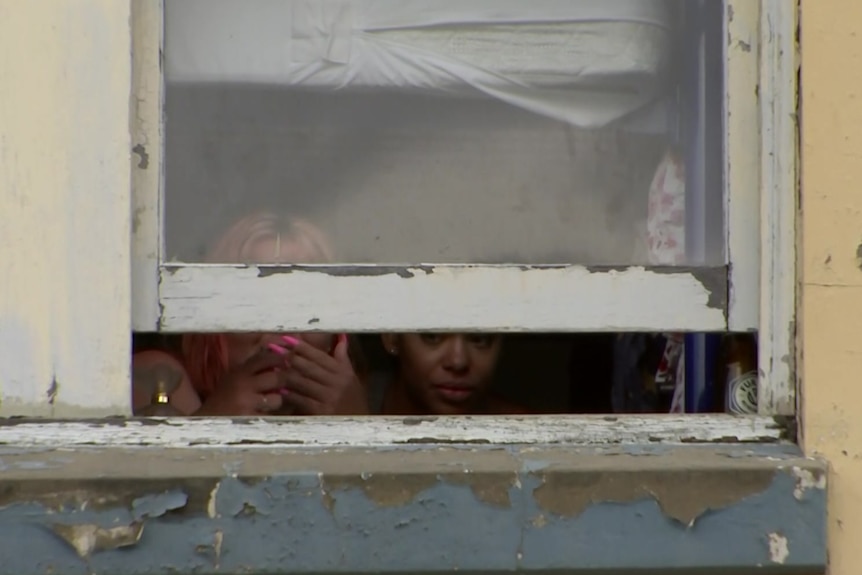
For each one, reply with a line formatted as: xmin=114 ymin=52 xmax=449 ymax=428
xmin=132 ymin=212 xmax=368 ymax=416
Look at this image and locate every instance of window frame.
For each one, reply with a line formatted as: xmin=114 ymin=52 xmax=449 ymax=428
xmin=130 ymin=0 xmax=795 ymax=418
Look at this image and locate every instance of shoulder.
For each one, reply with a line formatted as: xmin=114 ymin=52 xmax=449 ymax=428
xmin=132 ymin=350 xmax=201 ymax=415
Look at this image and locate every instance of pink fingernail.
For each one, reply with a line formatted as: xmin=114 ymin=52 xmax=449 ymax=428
xmin=281 ymin=336 xmax=300 ymax=346
xmin=268 ymin=343 xmax=288 ymax=356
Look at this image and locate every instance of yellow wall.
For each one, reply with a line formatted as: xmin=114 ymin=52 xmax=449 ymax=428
xmin=0 ymin=0 xmax=131 ymax=415
xmin=801 ymin=0 xmax=861 ymax=573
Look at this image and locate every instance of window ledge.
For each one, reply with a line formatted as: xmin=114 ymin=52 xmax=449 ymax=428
xmin=0 ymin=427 xmax=825 ymax=574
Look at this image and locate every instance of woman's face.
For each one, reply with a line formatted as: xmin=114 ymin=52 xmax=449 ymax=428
xmin=225 ymin=236 xmax=334 ymax=369
xmin=392 ymin=334 xmax=502 ymax=415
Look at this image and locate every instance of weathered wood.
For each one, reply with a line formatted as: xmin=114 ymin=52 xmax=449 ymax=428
xmin=0 ymin=415 xmax=788 ymax=448
xmin=159 ymin=264 xmax=728 ymax=332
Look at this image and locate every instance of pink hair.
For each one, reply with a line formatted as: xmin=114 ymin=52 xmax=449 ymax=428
xmin=181 ymin=212 xmax=334 ymax=398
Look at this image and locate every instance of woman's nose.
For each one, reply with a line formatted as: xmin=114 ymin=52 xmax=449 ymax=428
xmin=442 ymin=337 xmax=469 ymax=371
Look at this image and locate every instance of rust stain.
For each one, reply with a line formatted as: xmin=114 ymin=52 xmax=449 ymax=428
xmin=532 ymin=468 xmax=776 ymax=526
xmin=0 ymin=479 xmax=207 ymax=517
xmin=323 ymin=474 xmax=437 ymax=508
xmin=442 ymin=472 xmax=517 ymax=509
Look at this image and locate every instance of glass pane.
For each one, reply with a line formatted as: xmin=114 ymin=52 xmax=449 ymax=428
xmin=163 ymin=0 xmax=725 ymax=266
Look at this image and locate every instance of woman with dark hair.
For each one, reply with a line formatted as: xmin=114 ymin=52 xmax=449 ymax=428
xmin=372 ymin=334 xmax=527 ymax=415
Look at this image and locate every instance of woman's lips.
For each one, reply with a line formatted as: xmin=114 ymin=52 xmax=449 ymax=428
xmin=433 ymin=384 xmax=475 ymax=403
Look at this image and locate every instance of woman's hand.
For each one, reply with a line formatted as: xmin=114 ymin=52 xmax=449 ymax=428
xmin=195 ymin=348 xmax=287 ymax=416
xmin=274 ymin=334 xmax=369 ymax=415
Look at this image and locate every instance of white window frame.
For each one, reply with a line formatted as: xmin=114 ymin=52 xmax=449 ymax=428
xmin=0 ymin=0 xmax=797 ymax=431
xmin=129 ymin=0 xmax=796 ymax=424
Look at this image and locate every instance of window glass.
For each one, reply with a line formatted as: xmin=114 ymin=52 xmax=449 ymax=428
xmin=163 ymin=0 xmax=725 ymax=266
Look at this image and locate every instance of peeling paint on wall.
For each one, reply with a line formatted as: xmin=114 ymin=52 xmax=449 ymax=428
xmin=51 ymin=521 xmax=144 ymax=558
xmin=0 ymin=444 xmax=828 ymax=574
xmin=532 ymin=468 xmax=775 ymax=526
xmin=768 ymin=532 xmax=790 ymax=564
xmin=791 ymin=466 xmax=826 ymax=501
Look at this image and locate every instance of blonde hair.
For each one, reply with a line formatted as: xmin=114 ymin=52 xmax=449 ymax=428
xmin=183 ymin=211 xmax=334 ymax=397
xmin=205 ymin=211 xmax=334 ymax=263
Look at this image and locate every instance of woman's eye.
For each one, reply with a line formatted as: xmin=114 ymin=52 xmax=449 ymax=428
xmin=419 ymin=334 xmax=443 ymax=345
xmin=467 ymin=335 xmax=496 ymax=348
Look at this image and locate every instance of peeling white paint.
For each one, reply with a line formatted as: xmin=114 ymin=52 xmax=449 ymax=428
xmin=791 ymin=466 xmax=826 ymax=500
xmin=207 ymin=481 xmax=220 ymax=519
xmin=0 ymin=415 xmax=786 ymax=448
xmin=158 ymin=264 xmax=727 ymax=333
xmin=757 ymin=0 xmax=799 ymax=418
xmin=51 ymin=522 xmax=144 ymax=558
xmin=768 ymin=532 xmax=789 ymax=564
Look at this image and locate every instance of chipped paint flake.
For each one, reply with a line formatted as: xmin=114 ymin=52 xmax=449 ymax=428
xmin=768 ymin=532 xmax=789 ymax=564
xmin=791 ymin=466 xmax=826 ymax=500
xmin=131 ymin=490 xmax=188 ymax=520
xmin=51 ymin=522 xmax=144 ymax=558
xmin=532 ymin=468 xmax=775 ymax=526
xmin=207 ymin=481 xmax=220 ymax=518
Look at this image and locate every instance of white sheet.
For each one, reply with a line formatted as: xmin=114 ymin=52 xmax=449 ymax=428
xmin=165 ymin=0 xmax=673 ymax=127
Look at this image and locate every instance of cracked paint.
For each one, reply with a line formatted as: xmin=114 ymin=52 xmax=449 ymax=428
xmin=131 ymin=490 xmax=188 ymax=521
xmin=323 ymin=473 xmax=438 ymax=508
xmin=0 ymin=444 xmax=827 ymax=574
xmin=443 ymin=471 xmax=517 ymax=508
xmin=531 ymin=467 xmax=775 ymax=526
xmin=791 ymin=466 xmax=826 ymax=501
xmin=51 ymin=521 xmax=144 ymax=558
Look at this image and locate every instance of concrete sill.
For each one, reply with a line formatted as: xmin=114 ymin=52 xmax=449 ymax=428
xmin=0 ymin=442 xmax=825 ymax=574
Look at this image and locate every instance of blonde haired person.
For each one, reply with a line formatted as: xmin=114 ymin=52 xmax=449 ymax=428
xmin=133 ymin=212 xmax=368 ymax=416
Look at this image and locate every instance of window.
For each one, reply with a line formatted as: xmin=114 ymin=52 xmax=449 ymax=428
xmin=0 ymin=1 xmax=823 ymax=573
xmin=131 ymin=0 xmax=794 ymax=419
